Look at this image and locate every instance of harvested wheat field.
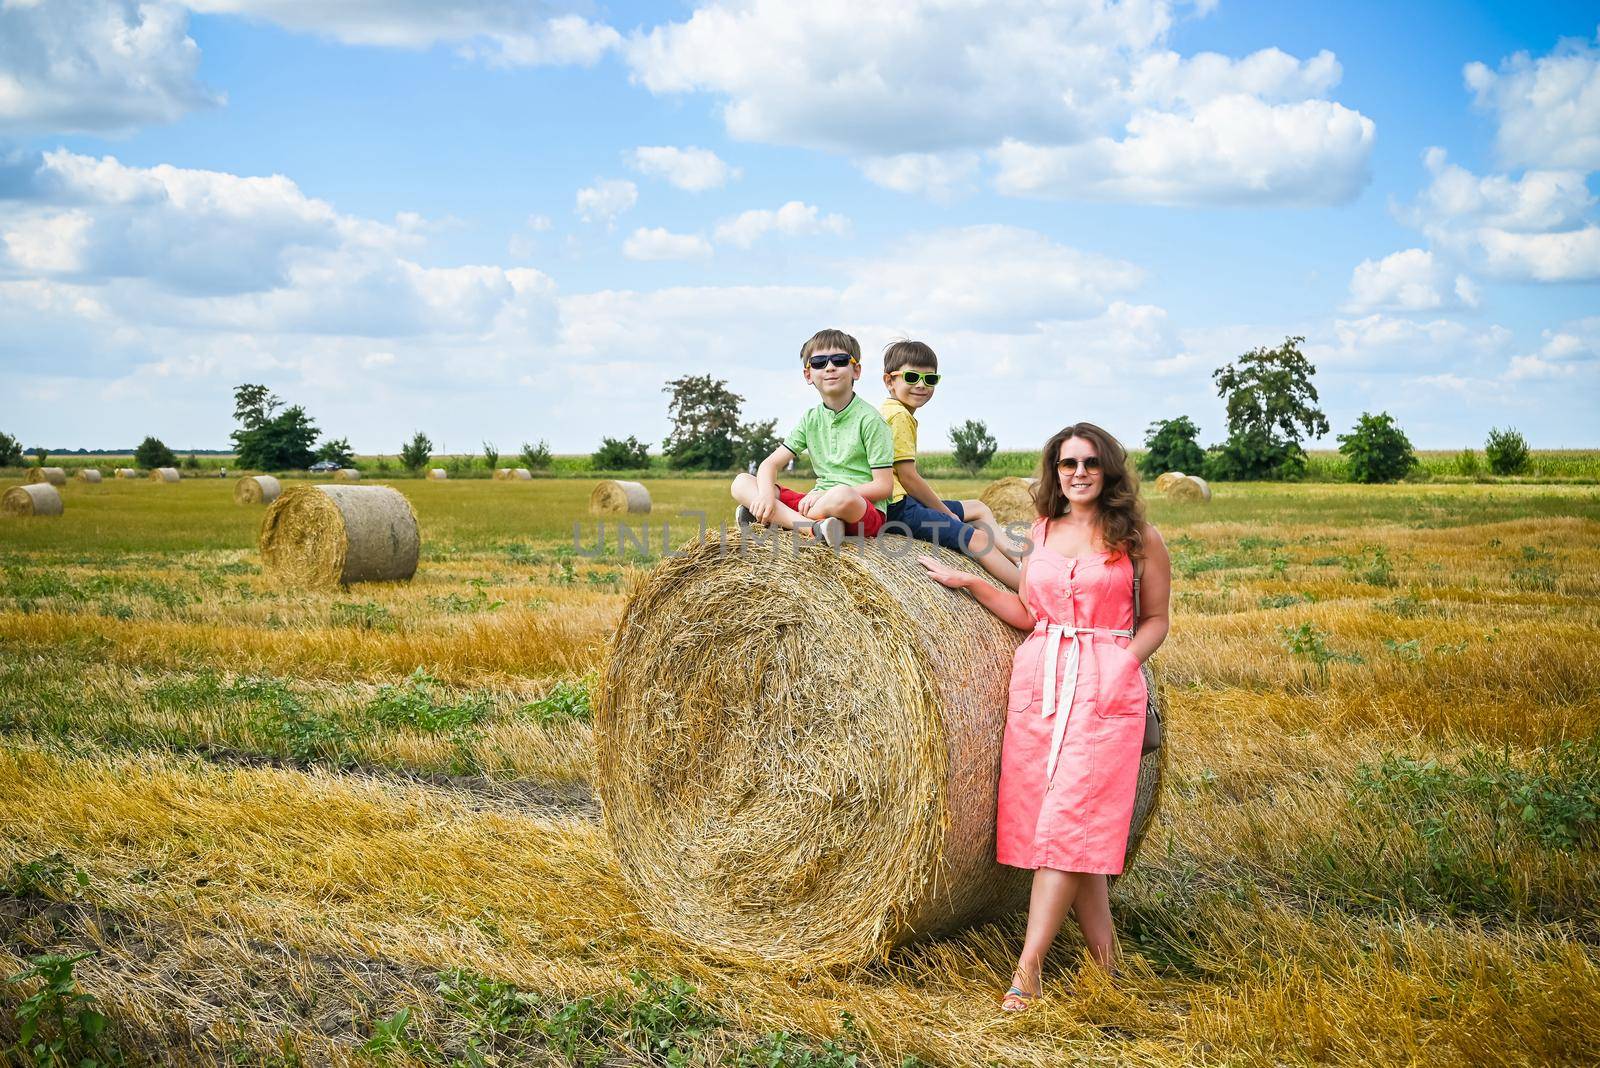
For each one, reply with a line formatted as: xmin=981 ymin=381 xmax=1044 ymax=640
xmin=1 ymin=476 xmax=1597 ymax=1066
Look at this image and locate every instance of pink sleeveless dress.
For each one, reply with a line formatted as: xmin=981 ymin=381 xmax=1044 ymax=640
xmin=994 ymin=517 xmax=1147 ymax=874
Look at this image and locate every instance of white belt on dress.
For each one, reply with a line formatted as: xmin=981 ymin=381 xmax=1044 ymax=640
xmin=1033 ymin=619 xmax=1135 ymax=782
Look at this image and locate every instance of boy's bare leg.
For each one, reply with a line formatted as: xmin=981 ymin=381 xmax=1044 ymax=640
xmin=965 ymin=524 xmax=1021 ymax=589
xmin=810 ymin=485 xmax=870 ymax=523
xmin=961 ymin=499 xmax=1026 ymax=561
xmin=730 ymin=473 xmax=816 ymax=533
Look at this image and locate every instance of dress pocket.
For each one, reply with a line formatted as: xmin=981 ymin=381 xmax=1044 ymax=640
xmin=1094 ymin=639 xmax=1148 ymax=717
xmin=1007 ymin=641 xmax=1040 ymax=712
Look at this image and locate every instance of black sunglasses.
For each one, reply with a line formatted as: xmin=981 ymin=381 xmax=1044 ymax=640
xmin=893 ymin=371 xmax=942 ymax=385
xmin=1056 ymin=456 xmax=1102 ymax=473
xmin=807 ymin=353 xmax=857 ymax=369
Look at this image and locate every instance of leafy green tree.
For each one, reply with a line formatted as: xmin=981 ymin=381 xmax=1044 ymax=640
xmin=183 ymin=452 xmax=201 ymax=470
xmin=316 ymin=437 xmax=356 ymax=467
xmin=32 ymin=447 xmax=48 ymax=465
xmin=950 ymin=419 xmax=997 ymax=474
xmin=400 ymin=432 xmax=433 ymax=473
xmin=734 ymin=417 xmax=781 ymax=470
xmin=1207 ymin=336 xmax=1329 ymax=481
xmin=232 ymin=383 xmax=282 ymax=429
xmin=482 ymin=441 xmax=499 ymax=470
xmin=232 ymin=406 xmax=319 ymax=470
xmin=1484 ymin=426 xmax=1530 ymax=475
xmin=1337 ymin=411 xmax=1417 ymax=483
xmin=519 ymin=440 xmax=553 ymax=470
xmin=662 ymin=375 xmax=745 ymax=470
xmin=593 ymin=436 xmax=650 ymax=469
xmin=1139 ymin=416 xmax=1206 ymax=476
xmin=0 ymin=431 xmax=22 ymax=467
xmin=134 ymin=436 xmax=177 ymax=469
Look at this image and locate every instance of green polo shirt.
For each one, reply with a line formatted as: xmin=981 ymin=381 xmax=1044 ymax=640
xmin=783 ymin=394 xmax=895 ymax=514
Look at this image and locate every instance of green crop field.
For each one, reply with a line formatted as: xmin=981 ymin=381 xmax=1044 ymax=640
xmin=1 ymin=475 xmax=1597 ymax=1065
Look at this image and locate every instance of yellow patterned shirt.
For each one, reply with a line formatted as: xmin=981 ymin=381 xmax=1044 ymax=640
xmin=879 ymin=397 xmax=918 ymax=505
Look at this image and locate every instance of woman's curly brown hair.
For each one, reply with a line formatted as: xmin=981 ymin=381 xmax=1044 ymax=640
xmin=1030 ymin=422 xmax=1146 ymax=562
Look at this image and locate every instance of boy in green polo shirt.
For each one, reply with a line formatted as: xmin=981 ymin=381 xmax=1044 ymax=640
xmin=731 ymin=328 xmax=894 ymax=548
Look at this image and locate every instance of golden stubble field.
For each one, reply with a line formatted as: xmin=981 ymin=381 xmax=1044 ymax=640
xmin=0 ymin=476 xmax=1597 ymax=1066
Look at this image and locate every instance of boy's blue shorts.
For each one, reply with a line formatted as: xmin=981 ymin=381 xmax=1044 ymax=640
xmin=884 ymin=496 xmax=973 ymax=552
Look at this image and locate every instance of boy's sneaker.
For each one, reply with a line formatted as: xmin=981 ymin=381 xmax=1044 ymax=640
xmin=811 ymin=517 xmax=845 ymax=548
xmin=734 ymin=504 xmax=758 ymax=529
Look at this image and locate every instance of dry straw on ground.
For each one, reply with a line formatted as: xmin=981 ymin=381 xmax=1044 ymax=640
xmin=76 ymin=469 xmax=103 ymax=483
xmin=25 ymin=466 xmax=67 ymax=486
xmin=427 ymin=468 xmax=448 ymax=480
xmin=150 ymin=467 xmax=180 ymax=483
xmin=114 ymin=468 xmax=138 ymax=478
xmin=1153 ymin=471 xmax=1186 ymax=494
xmin=596 ymin=529 xmax=1163 ymax=970
xmin=2 ymin=482 xmax=63 ymax=517
xmin=590 ymin=479 xmax=651 ymax=515
xmin=979 ymin=476 xmax=1038 ymax=526
xmin=1165 ymin=475 xmax=1211 ymax=502
xmin=257 ymin=483 xmax=420 ymax=589
xmin=234 ymin=474 xmax=281 ymax=505
xmin=335 ymin=468 xmax=362 ymax=481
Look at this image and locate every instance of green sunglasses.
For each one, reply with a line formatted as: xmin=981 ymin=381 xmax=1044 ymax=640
xmin=891 ymin=371 xmax=942 ymax=385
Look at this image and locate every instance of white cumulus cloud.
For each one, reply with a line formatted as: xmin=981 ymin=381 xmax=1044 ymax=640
xmin=628 ymin=146 xmax=740 ymax=192
xmin=575 ymin=179 xmax=638 ymax=226
xmin=1463 ymin=27 xmax=1600 ymax=171
xmin=858 ymin=152 xmax=980 ymax=201
xmin=1344 ymin=248 xmax=1478 ymax=313
xmin=622 ymin=227 xmax=713 ymax=261
xmin=713 ymin=201 xmax=850 ymax=248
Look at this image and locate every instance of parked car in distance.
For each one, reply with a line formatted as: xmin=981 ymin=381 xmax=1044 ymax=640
xmin=309 ymin=460 xmax=340 ymax=472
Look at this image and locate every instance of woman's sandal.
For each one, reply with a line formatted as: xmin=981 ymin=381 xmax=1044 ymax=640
xmin=1000 ymin=985 xmax=1036 ymax=1013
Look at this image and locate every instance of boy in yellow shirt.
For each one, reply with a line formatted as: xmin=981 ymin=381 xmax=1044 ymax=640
xmin=879 ymin=340 xmax=1019 ymax=588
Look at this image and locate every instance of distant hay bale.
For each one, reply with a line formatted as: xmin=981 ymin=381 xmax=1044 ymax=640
xmin=1153 ymin=471 xmax=1185 ymax=493
xmin=76 ymin=469 xmax=103 ymax=483
xmin=258 ymin=484 xmax=420 ymax=589
xmin=335 ymin=468 xmax=361 ymax=481
xmin=2 ymin=483 xmax=64 ymax=517
xmin=597 ymin=530 xmax=1164 ymax=970
xmin=25 ymin=467 xmax=67 ymax=486
xmin=510 ymin=468 xmax=532 ymax=480
xmin=150 ymin=467 xmax=180 ymax=483
xmin=234 ymin=474 xmax=281 ymax=505
xmin=590 ymin=479 xmax=651 ymax=515
xmin=978 ymin=476 xmax=1038 ymax=526
xmin=114 ymin=468 xmax=138 ymax=479
xmin=493 ymin=468 xmax=511 ymax=481
xmin=427 ymin=468 xmax=448 ymax=480
xmin=1164 ymin=475 xmax=1210 ymax=502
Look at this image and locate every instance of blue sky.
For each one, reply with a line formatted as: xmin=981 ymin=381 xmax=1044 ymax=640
xmin=1 ymin=1 xmax=1596 ymax=454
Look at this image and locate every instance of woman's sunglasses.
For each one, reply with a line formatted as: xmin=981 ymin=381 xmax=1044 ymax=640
xmin=1056 ymin=456 xmax=1102 ymax=473
xmin=891 ymin=371 xmax=942 ymax=385
xmin=806 ymin=354 xmax=858 ymax=369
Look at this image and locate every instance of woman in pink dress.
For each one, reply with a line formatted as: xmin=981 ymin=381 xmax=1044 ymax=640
xmin=919 ymin=422 xmax=1171 ymax=1012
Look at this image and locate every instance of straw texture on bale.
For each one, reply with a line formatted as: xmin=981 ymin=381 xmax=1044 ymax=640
xmin=76 ymin=469 xmax=103 ymax=483
xmin=510 ymin=468 xmax=532 ymax=480
xmin=25 ymin=467 xmax=67 ymax=486
xmin=1164 ymin=474 xmax=1210 ymax=502
xmin=258 ymin=484 xmax=420 ymax=589
xmin=2 ymin=483 xmax=64 ymax=517
xmin=590 ymin=479 xmax=651 ymax=515
xmin=596 ymin=530 xmax=1164 ymax=970
xmin=493 ymin=468 xmax=511 ymax=481
xmin=978 ymin=476 xmax=1038 ymax=527
xmin=427 ymin=468 xmax=448 ymax=480
xmin=150 ymin=467 xmax=180 ymax=483
xmin=1153 ymin=471 xmax=1186 ymax=494
xmin=114 ymin=468 xmax=138 ymax=479
xmin=234 ymin=474 xmax=281 ymax=505
xmin=335 ymin=468 xmax=362 ymax=481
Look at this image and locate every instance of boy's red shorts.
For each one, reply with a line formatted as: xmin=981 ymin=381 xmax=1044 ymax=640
xmin=776 ymin=485 xmax=886 ymax=538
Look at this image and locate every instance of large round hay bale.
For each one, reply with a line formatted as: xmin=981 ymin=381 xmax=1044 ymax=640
xmin=335 ymin=468 xmax=362 ymax=481
xmin=25 ymin=467 xmax=67 ymax=486
xmin=590 ymin=479 xmax=651 ymax=515
xmin=76 ymin=469 xmax=103 ymax=483
xmin=1164 ymin=475 xmax=1210 ymax=502
xmin=114 ymin=468 xmax=138 ymax=479
xmin=597 ymin=530 xmax=1164 ymax=970
xmin=510 ymin=468 xmax=532 ymax=481
xmin=235 ymin=474 xmax=281 ymax=505
xmin=2 ymin=483 xmax=64 ymax=517
xmin=258 ymin=484 xmax=420 ymax=589
xmin=150 ymin=467 xmax=180 ymax=483
xmin=1153 ymin=471 xmax=1185 ymax=493
xmin=493 ymin=467 xmax=511 ymax=481
xmin=427 ymin=468 xmax=448 ymax=480
xmin=978 ymin=476 xmax=1038 ymax=527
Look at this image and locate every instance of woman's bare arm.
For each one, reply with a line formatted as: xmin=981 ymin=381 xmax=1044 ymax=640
xmin=1128 ymin=524 xmax=1170 ymax=664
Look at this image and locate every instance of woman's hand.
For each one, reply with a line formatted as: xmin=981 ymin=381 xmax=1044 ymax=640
xmin=918 ymin=555 xmax=971 ymax=590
